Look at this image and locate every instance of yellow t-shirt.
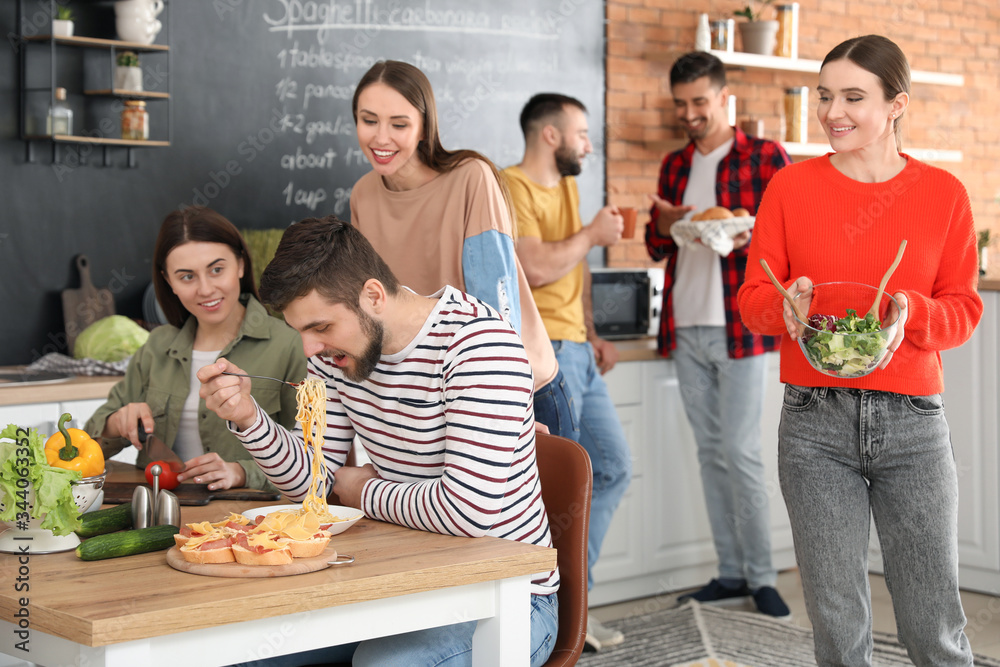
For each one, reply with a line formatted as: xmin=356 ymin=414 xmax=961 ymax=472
xmin=503 ymin=166 xmax=586 ymax=343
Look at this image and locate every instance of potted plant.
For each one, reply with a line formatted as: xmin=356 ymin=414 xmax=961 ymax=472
xmin=734 ymin=0 xmax=779 ymax=56
xmin=52 ymin=4 xmax=74 ymax=38
xmin=115 ymin=51 xmax=143 ymax=92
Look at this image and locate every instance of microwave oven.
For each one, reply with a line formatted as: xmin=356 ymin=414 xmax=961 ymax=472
xmin=590 ymin=267 xmax=664 ymax=339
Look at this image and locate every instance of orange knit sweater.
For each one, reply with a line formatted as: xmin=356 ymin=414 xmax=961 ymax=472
xmin=738 ymin=155 xmax=983 ymax=395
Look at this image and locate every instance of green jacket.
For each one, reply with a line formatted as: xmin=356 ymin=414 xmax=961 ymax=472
xmin=85 ymin=296 xmax=306 ymax=490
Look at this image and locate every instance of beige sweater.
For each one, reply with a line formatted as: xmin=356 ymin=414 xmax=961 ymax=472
xmin=350 ymin=159 xmax=558 ymax=390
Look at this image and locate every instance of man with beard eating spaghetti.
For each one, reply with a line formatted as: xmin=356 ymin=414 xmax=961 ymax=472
xmin=198 ymin=216 xmax=559 ymax=667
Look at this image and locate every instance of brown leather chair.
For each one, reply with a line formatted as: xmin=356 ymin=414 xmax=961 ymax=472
xmin=534 ymin=432 xmax=593 ymax=667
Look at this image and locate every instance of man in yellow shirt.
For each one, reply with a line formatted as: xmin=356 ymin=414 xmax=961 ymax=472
xmin=504 ymin=93 xmax=632 ymax=652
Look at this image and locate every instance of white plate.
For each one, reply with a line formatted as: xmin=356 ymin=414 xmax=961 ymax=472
xmin=242 ymin=503 xmax=364 ymax=537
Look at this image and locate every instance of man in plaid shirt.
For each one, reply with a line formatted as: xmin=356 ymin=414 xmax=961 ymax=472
xmin=644 ymin=51 xmax=791 ymax=617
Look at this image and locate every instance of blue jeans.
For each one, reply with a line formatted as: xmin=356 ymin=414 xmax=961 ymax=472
xmin=549 ymin=340 xmax=632 ymax=590
xmin=232 ymin=593 xmax=559 ymax=667
xmin=779 ymin=385 xmax=972 ymax=666
xmin=532 ymin=366 xmax=580 ymax=443
xmin=672 ymin=326 xmax=775 ymax=589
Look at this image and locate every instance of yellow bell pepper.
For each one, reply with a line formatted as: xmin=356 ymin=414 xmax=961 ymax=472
xmin=44 ymin=413 xmax=105 ymax=477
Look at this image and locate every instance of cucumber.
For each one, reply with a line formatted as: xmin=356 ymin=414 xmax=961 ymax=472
xmin=76 ymin=502 xmax=133 ymax=538
xmin=76 ymin=524 xmax=178 ymax=561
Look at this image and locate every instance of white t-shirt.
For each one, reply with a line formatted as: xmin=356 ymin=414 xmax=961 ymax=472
xmin=173 ymin=349 xmax=219 ymax=462
xmin=673 ymin=139 xmax=733 ymax=328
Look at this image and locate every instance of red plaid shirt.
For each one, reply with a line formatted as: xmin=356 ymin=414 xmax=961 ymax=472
xmin=644 ymin=127 xmax=790 ymax=359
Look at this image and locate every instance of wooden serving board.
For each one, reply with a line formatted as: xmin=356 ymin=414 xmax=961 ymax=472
xmin=165 ymin=544 xmax=340 ymax=578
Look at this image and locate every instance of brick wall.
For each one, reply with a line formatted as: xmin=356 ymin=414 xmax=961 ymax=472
xmin=604 ymin=0 xmax=1000 ymax=268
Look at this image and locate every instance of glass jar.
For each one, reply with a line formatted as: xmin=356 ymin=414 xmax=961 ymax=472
xmin=783 ymin=87 xmax=808 ymax=143
xmin=47 ymin=87 xmax=73 ymax=136
xmin=710 ymin=19 xmax=734 ymax=52
xmin=775 ymin=3 xmax=800 ymax=58
xmin=121 ymin=100 xmax=149 ymax=140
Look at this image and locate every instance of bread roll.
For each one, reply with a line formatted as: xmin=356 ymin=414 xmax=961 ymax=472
xmin=180 ymin=544 xmax=236 ymax=564
xmin=282 ymin=533 xmax=331 ymax=558
xmin=732 ymin=207 xmax=751 ymax=217
xmin=232 ymin=543 xmax=293 ymax=566
xmin=692 ymin=206 xmax=735 ymax=222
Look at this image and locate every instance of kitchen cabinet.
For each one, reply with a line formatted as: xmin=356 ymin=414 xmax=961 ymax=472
xmin=16 ymin=0 xmax=171 ymax=167
xmin=645 ymin=48 xmax=963 ymax=162
xmin=868 ymin=291 xmax=1000 ymax=594
xmin=590 ymin=351 xmax=796 ymax=606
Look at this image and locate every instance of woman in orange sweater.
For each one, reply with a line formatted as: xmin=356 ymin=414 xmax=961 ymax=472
xmin=738 ymin=35 xmax=981 ymax=666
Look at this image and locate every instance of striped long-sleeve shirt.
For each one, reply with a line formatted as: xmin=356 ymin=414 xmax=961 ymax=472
xmin=231 ymin=286 xmax=558 ymax=594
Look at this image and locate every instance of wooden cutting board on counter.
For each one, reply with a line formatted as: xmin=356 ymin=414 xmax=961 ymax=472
xmin=62 ymin=254 xmax=115 ymax=355
xmin=101 ymin=482 xmax=281 ymax=506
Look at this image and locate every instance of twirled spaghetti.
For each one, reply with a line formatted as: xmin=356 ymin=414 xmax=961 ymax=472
xmin=294 ymin=376 xmax=338 ymax=521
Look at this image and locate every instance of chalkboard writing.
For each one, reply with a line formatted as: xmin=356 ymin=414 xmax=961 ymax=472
xmin=0 ymin=0 xmax=605 ymax=365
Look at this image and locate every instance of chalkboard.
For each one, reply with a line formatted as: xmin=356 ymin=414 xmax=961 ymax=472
xmin=0 ymin=0 xmax=606 ymax=366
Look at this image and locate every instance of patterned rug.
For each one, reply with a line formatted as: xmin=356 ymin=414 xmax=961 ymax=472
xmin=578 ymin=600 xmax=1000 ymax=667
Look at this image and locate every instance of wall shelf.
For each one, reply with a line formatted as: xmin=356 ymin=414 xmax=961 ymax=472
xmin=640 ymin=139 xmax=962 ymax=163
xmin=17 ymin=0 xmax=172 ymax=168
xmin=26 ymin=135 xmax=171 ymax=147
xmin=84 ymin=90 xmax=171 ymax=99
xmin=647 ymin=49 xmax=964 ymax=87
xmin=782 ymin=142 xmax=962 ymax=162
xmin=24 ymin=35 xmax=170 ymax=53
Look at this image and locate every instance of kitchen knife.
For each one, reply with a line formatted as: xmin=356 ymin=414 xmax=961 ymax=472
xmin=137 ymin=421 xmax=186 ymax=472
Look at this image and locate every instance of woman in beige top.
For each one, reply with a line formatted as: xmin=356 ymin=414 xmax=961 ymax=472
xmin=349 ymin=60 xmax=576 ymax=441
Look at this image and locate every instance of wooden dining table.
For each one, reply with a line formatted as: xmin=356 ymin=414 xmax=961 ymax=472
xmin=0 ymin=463 xmax=557 ymax=667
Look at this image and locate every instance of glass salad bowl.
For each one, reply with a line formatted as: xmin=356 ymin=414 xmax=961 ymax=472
xmin=0 ymin=471 xmax=106 ymax=554
xmin=791 ymin=282 xmax=901 ymax=379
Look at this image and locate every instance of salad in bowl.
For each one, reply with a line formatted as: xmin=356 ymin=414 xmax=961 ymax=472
xmin=791 ymin=282 xmax=901 ymax=379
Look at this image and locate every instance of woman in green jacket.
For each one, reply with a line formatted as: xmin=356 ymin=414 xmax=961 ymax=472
xmin=86 ymin=207 xmax=306 ymax=490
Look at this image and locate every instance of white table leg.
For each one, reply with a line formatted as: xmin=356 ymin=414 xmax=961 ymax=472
xmin=471 ymin=575 xmax=530 ymax=667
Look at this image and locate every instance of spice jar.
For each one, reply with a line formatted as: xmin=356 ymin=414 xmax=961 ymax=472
xmin=783 ymin=87 xmax=808 ymax=143
xmin=775 ymin=3 xmax=799 ymax=58
xmin=121 ymin=100 xmax=148 ymax=140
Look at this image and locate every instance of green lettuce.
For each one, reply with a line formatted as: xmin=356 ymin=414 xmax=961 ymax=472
xmin=0 ymin=424 xmax=82 ymax=536
xmin=73 ymin=315 xmax=149 ymax=361
xmin=802 ymin=309 xmax=888 ymax=378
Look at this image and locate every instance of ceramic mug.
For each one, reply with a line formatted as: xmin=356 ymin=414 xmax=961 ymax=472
xmin=115 ymin=0 xmax=164 ymax=18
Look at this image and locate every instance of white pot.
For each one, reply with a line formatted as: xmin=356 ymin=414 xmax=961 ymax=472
xmin=52 ymin=19 xmax=74 ymax=38
xmin=115 ymin=65 xmax=143 ymax=92
xmin=116 ymin=16 xmax=161 ymax=45
xmin=738 ymin=20 xmax=780 ymax=56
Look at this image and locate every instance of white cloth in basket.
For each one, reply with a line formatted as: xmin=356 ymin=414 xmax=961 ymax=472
xmin=670 ymin=216 xmax=756 ymax=256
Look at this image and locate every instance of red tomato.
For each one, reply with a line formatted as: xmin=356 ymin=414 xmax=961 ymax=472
xmin=144 ymin=460 xmax=181 ymax=490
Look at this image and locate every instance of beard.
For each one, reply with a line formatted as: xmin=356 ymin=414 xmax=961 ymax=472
xmin=322 ymin=308 xmax=385 ymax=383
xmin=682 ymin=117 xmax=711 ymax=141
xmin=554 ymin=141 xmax=583 ymax=177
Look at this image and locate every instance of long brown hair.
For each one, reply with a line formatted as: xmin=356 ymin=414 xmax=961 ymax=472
xmin=821 ymin=35 xmax=910 ymax=151
xmin=152 ymin=207 xmax=259 ymax=328
xmin=351 ymin=60 xmax=515 ymax=219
